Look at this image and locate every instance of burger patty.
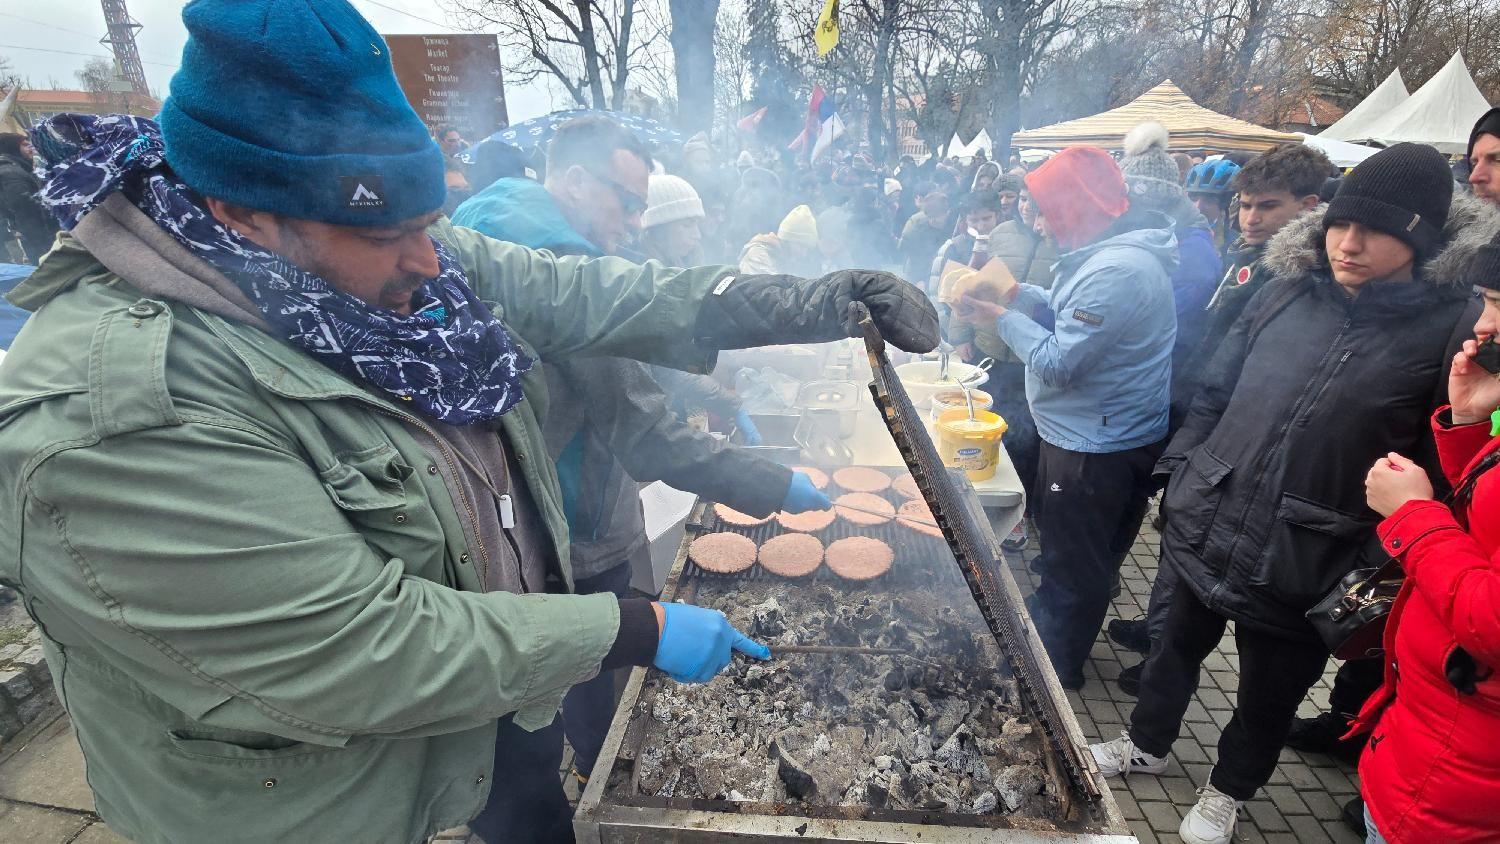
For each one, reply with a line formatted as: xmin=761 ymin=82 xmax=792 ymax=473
xmin=891 ymin=473 xmax=922 ymax=500
xmin=757 ymin=533 xmax=825 ymax=577
xmin=688 ymin=532 xmax=758 ymax=573
xmin=791 ymin=465 xmax=830 ymax=490
xmin=825 ymin=536 xmax=894 ymax=581
xmin=832 ymin=466 xmax=892 ymax=494
xmin=896 ymin=499 xmax=944 ymax=539
xmin=834 ymin=492 xmax=895 ymax=526
xmin=775 ymin=507 xmax=836 ymax=533
xmin=715 ymin=503 xmax=769 ymax=527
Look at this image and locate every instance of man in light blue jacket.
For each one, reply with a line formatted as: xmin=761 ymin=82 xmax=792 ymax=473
xmin=960 ymin=146 xmax=1177 ymax=688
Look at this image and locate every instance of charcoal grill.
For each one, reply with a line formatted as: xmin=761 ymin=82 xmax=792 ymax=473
xmin=574 ymin=306 xmax=1133 ymax=843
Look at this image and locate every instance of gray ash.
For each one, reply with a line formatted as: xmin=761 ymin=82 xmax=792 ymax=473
xmin=633 ymin=579 xmax=1061 ymax=820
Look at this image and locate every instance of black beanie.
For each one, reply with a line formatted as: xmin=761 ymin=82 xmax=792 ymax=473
xmin=1470 ymin=235 xmax=1500 ymax=292
xmin=1470 ymin=107 xmax=1500 ymax=161
xmin=1324 ymin=143 xmax=1453 ymax=260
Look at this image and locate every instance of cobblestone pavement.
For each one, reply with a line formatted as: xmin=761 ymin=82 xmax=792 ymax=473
xmin=1005 ymin=514 xmax=1365 ymax=844
xmin=0 ymin=515 xmax=1364 ymax=843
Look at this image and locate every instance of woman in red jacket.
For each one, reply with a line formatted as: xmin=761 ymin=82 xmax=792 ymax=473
xmin=1360 ymin=244 xmax=1500 ymax=844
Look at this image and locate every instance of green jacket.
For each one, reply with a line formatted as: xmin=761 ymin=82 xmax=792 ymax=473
xmin=0 ymin=219 xmax=729 ymax=843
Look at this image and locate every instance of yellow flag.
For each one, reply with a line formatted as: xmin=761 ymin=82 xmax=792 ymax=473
xmin=815 ymin=0 xmax=840 ymax=56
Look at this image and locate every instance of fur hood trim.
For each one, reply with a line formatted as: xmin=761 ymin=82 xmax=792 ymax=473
xmin=1262 ymin=190 xmax=1500 ymax=286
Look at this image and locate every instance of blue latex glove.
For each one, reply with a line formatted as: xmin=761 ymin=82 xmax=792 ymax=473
xmin=735 ymin=409 xmax=763 ymax=446
xmin=781 ymin=471 xmax=833 ymax=513
xmin=654 ymin=602 xmax=770 ymax=684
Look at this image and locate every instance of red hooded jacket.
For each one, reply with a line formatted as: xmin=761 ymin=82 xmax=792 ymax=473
xmin=1353 ymin=407 xmax=1500 ymax=842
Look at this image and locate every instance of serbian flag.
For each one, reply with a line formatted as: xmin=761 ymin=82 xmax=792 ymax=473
xmin=788 ymin=85 xmax=832 ymax=155
xmin=737 ymin=106 xmax=768 ymax=132
xmin=811 ymin=113 xmax=845 ymax=161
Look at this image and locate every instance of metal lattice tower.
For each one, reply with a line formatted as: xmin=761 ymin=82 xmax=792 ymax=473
xmin=98 ymin=0 xmax=149 ymax=96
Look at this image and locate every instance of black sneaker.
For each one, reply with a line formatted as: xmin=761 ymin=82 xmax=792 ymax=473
xmin=1107 ymin=617 xmax=1152 ymax=655
xmin=1341 ymin=796 xmax=1366 ymax=836
xmin=1285 ymin=712 xmax=1366 ymax=761
xmin=1116 ymin=660 xmax=1144 ymax=696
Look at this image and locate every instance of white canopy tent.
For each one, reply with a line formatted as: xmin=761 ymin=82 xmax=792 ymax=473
xmin=946 ymin=129 xmax=993 ymax=160
xmin=1319 ymin=70 xmax=1409 ymax=142
xmin=1297 ymin=133 xmax=1380 ymax=167
xmin=1354 ymin=53 xmax=1492 ymax=153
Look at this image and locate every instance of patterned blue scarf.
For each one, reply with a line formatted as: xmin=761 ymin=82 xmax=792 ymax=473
xmin=33 ymin=114 xmax=532 ymax=426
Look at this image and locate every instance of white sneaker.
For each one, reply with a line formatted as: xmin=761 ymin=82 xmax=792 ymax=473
xmin=1178 ymin=783 xmax=1241 ymax=844
xmin=1088 ymin=730 xmax=1169 ymax=777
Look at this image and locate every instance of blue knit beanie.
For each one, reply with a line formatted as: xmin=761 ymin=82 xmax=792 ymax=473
xmin=160 ymin=0 xmax=445 ymax=226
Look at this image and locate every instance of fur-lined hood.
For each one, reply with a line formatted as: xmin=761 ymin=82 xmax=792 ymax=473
xmin=1262 ymin=190 xmax=1500 ymax=286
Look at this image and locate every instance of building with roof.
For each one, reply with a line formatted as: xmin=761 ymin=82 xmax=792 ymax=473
xmin=5 ymin=89 xmax=161 ymax=130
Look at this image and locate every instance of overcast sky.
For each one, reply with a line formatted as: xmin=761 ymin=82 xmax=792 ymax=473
xmin=1 ymin=0 xmax=560 ymax=124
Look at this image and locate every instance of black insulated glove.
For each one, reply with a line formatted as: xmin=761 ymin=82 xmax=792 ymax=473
xmin=694 ymin=270 xmax=940 ymax=354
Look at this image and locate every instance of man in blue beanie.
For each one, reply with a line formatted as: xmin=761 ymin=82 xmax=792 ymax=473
xmin=0 ymin=1 xmax=939 ymax=842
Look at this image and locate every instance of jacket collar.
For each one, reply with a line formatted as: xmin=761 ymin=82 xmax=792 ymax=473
xmin=1263 ymin=191 xmax=1500 ymax=288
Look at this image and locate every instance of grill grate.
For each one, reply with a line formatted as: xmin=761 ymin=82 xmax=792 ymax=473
xmin=849 ymin=302 xmax=1104 ymax=805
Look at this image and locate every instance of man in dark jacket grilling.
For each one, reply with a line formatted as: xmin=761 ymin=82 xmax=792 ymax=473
xmin=1089 ymin=144 xmax=1497 ymax=844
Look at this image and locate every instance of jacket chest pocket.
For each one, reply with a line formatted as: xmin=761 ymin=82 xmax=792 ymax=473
xmin=1250 ymin=493 xmax=1374 ymax=607
xmin=318 ymin=445 xmax=447 ymax=574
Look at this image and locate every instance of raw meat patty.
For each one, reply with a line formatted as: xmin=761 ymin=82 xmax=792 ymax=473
xmin=757 ymin=533 xmax=825 ymax=577
xmin=688 ymin=532 xmax=758 ymax=573
xmin=834 ymin=492 xmax=895 ymax=526
xmin=891 ymin=473 xmax=922 ymax=500
xmin=896 ymin=499 xmax=944 ymax=539
xmin=832 ymin=466 xmax=892 ymax=494
xmin=791 ymin=466 xmax=830 ymax=490
xmin=775 ymin=507 xmax=836 ymax=533
xmin=715 ymin=503 xmax=769 ymax=527
xmin=825 ymin=536 xmax=894 ymax=581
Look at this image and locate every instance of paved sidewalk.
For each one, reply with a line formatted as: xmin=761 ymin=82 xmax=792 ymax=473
xmin=0 ymin=514 xmax=1364 ymax=843
xmin=1006 ymin=515 xmax=1365 ymax=844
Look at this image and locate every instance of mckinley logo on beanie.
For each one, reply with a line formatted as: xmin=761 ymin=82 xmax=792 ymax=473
xmin=341 ymin=175 xmax=386 ymax=209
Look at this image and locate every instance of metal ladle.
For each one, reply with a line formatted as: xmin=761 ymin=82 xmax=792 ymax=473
xmin=956 ymin=358 xmax=993 ymax=420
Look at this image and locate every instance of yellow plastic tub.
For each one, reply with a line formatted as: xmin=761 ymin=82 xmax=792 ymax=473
xmin=935 ymin=407 xmax=1008 ymax=482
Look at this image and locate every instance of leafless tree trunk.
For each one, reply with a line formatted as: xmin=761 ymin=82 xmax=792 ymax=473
xmin=669 ymin=0 xmax=721 ymax=134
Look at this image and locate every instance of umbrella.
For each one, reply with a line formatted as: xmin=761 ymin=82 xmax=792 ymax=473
xmin=463 ymin=109 xmax=684 ymax=163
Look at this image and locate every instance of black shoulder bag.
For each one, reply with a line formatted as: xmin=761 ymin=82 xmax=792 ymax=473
xmin=1307 ymin=450 xmax=1500 ymax=660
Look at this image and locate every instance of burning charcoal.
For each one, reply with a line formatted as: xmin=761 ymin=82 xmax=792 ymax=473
xmin=997 ymin=764 xmax=1046 ymax=813
xmin=873 ymin=754 xmax=895 ymax=772
xmin=908 ymin=724 xmax=934 ymax=760
xmin=867 ymin=776 xmax=891 ymax=807
xmin=652 ymin=696 xmax=673 ymax=723
xmin=907 ymin=760 xmax=941 ymax=787
xmin=772 ymin=737 xmax=818 ymax=800
xmin=935 ymin=725 xmax=991 ymax=782
xmin=970 ymin=790 xmax=999 ymax=814
xmin=811 ymin=733 xmax=832 ymax=758
xmin=930 ymin=696 xmax=971 ymax=744
xmin=751 ymin=598 xmax=787 ymax=637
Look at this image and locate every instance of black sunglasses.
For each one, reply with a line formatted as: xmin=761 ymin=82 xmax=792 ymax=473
xmin=585 ymin=168 xmax=647 ymax=217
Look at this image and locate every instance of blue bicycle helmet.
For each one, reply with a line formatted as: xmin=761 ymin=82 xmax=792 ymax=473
xmin=1185 ymin=159 xmax=1241 ymax=194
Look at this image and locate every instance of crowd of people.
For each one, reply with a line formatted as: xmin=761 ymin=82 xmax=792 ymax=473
xmin=1 ymin=1 xmax=1500 ymax=843
xmin=427 ymin=96 xmax=1500 ymax=844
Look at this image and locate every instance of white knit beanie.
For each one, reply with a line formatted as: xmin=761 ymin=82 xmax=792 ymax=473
xmin=642 ymin=174 xmax=704 ymax=229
